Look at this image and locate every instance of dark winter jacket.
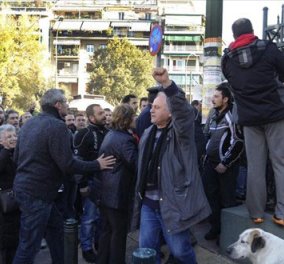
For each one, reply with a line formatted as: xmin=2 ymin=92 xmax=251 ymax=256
xmin=0 ymin=147 xmax=15 ymax=190
xmin=73 ymin=123 xmax=108 ymax=188
xmin=132 ymin=82 xmax=211 ymax=234
xmin=13 ymin=107 xmax=101 ymax=202
xmin=98 ymin=130 xmax=137 ymax=210
xmin=0 ymin=146 xmax=20 ymax=250
xmin=222 ymin=39 xmax=284 ymax=126
xmin=193 ymin=108 xmax=206 ymax=162
xmin=205 ymin=108 xmax=243 ymax=167
xmin=136 ymin=104 xmax=152 ymax=138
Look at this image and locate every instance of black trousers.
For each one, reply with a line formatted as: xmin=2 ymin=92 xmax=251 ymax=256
xmin=203 ymin=160 xmax=238 ymax=233
xmin=97 ymin=206 xmax=128 ymax=264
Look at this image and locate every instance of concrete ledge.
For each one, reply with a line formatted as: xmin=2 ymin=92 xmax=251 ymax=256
xmin=220 ymin=204 xmax=284 ymax=255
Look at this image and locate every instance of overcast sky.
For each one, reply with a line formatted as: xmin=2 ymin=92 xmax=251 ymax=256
xmin=193 ymin=0 xmax=283 ymax=45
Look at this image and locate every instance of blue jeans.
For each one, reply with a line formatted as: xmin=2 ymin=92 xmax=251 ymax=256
xmin=80 ymin=196 xmax=100 ymax=251
xmin=13 ymin=191 xmax=63 ymax=264
xmin=139 ymin=204 xmax=196 ymax=264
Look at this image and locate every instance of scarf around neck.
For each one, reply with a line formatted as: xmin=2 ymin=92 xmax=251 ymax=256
xmin=229 ymin=33 xmax=258 ymax=50
xmin=140 ymin=124 xmax=169 ymax=194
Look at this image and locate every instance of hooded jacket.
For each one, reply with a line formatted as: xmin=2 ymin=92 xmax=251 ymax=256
xmin=222 ymin=39 xmax=284 ymax=126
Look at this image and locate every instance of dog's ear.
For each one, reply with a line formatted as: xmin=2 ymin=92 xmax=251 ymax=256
xmin=251 ymin=234 xmax=265 ymax=253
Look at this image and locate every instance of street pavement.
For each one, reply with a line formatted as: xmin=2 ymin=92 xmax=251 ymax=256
xmin=34 ymin=220 xmax=236 ymax=264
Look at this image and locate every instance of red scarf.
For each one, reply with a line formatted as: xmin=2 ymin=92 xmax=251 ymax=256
xmin=229 ymin=33 xmax=258 ymax=50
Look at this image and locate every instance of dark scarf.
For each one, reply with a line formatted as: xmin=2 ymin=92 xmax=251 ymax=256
xmin=140 ymin=124 xmax=169 ymax=194
xmin=229 ymin=33 xmax=258 ymax=50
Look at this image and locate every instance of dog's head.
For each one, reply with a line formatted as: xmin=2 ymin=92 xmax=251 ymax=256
xmin=226 ymin=228 xmax=266 ymax=260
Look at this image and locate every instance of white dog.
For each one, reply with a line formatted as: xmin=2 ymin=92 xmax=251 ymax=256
xmin=227 ymin=228 xmax=284 ymax=264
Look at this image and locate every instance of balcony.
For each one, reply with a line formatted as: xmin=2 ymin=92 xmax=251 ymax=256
xmin=57 ymin=68 xmax=78 ymax=83
xmin=164 ymin=25 xmax=204 ymax=35
xmin=169 ymin=66 xmax=197 ymax=72
xmin=55 ymin=46 xmax=79 ymax=58
xmin=58 ymin=67 xmax=78 ymax=76
xmin=163 ymin=45 xmax=202 ymax=54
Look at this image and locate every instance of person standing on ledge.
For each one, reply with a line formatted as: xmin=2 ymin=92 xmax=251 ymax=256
xmin=222 ymin=18 xmax=284 ymax=226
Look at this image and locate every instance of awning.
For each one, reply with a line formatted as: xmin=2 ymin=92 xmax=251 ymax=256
xmin=53 ymin=39 xmax=80 ymax=45
xmin=129 ymin=40 xmax=149 ymax=46
xmin=164 ymin=35 xmax=201 ymax=42
xmin=111 ymin=22 xmax=132 ymax=28
xmin=53 ymin=21 xmax=82 ymax=31
xmin=129 ymin=22 xmax=151 ymax=32
xmin=81 ymin=21 xmax=110 ymax=31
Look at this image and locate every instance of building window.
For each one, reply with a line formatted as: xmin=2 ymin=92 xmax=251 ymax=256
xmin=145 ymin=13 xmax=151 ymax=20
xmin=86 ymin=44 xmax=95 ymax=53
xmin=119 ymin=12 xmax=124 ymax=20
xmin=100 ymin=44 xmax=106 ymax=49
xmin=186 ymin=60 xmax=196 ymax=67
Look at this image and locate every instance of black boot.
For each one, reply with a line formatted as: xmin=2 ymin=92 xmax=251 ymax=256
xmin=82 ymin=249 xmax=97 ymax=263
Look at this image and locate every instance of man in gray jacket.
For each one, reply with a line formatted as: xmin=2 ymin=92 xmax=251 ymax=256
xmin=132 ymin=68 xmax=210 ymax=263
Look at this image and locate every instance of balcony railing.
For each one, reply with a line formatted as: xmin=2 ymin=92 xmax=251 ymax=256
xmin=58 ymin=69 xmax=78 ymax=76
xmin=165 ymin=25 xmax=204 ymax=33
xmin=170 ymin=66 xmax=197 ymax=72
xmin=55 ymin=47 xmax=79 ymax=57
xmin=163 ymin=45 xmax=202 ymax=53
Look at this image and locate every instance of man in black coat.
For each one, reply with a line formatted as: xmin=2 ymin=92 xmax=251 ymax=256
xmin=13 ymin=89 xmax=115 ymax=264
xmin=222 ymin=18 xmax=284 ymax=226
xmin=73 ymin=104 xmax=108 ymax=263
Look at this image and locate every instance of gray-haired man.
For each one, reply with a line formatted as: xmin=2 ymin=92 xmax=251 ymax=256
xmin=13 ymin=89 xmax=115 ymax=264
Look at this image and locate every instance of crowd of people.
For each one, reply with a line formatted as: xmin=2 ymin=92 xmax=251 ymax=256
xmin=0 ymin=17 xmax=283 ymax=264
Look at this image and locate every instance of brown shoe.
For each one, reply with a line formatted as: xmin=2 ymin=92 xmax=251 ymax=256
xmin=273 ymin=215 xmax=284 ymax=226
xmin=251 ymin=217 xmax=264 ymax=224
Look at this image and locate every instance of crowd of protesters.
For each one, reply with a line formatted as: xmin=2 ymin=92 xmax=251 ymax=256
xmin=0 ymin=17 xmax=283 ymax=264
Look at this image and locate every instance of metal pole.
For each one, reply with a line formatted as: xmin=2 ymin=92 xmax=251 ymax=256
xmin=64 ymin=218 xmax=78 ymax=264
xmin=189 ymin=71 xmax=192 ymax=102
xmin=185 ymin=53 xmax=193 ymax=97
xmin=205 ymin=0 xmax=223 ymax=38
xmin=55 ymin=17 xmax=63 ymax=88
xmin=202 ymin=0 xmax=223 ymax=123
xmin=55 ymin=29 xmax=59 ymax=88
xmin=185 ymin=59 xmax=187 ymax=95
xmin=157 ymin=18 xmax=165 ymax=67
xmin=281 ymin=5 xmax=284 ymax=45
xmin=262 ymin=7 xmax=268 ymax=40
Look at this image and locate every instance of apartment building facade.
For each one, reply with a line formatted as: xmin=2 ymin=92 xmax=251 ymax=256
xmin=1 ymin=0 xmax=205 ymax=103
